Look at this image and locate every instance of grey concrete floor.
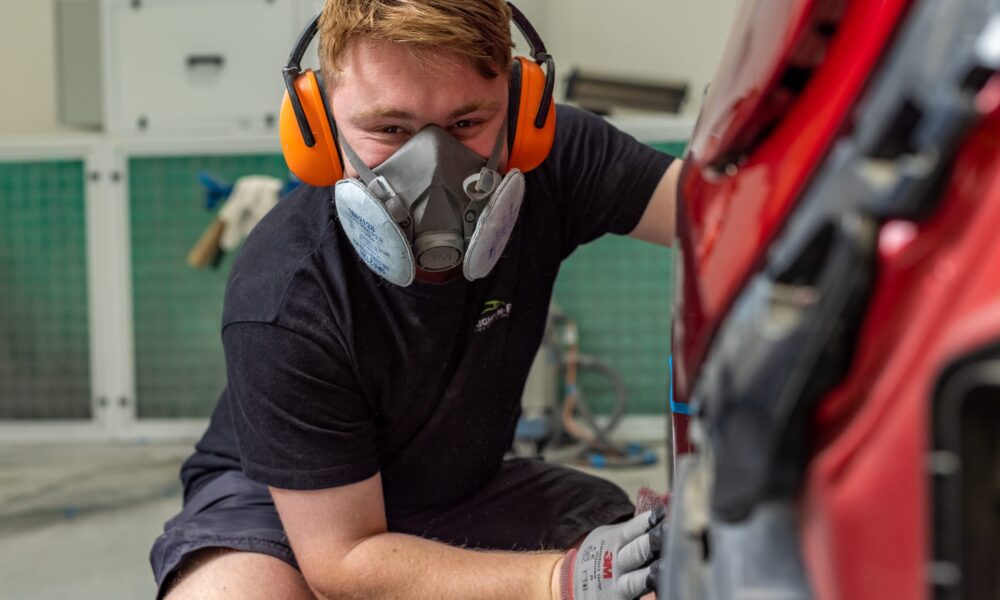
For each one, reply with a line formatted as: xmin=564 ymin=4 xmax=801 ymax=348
xmin=0 ymin=495 xmax=181 ymax=599
xmin=0 ymin=440 xmax=668 ymax=600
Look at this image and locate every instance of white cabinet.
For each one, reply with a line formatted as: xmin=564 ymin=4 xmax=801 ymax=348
xmin=57 ymin=0 xmax=315 ymax=135
xmin=105 ymin=0 xmax=299 ymax=134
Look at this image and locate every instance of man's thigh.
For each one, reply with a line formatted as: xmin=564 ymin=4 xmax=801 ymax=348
xmin=390 ymin=457 xmax=636 ymax=551
xmin=150 ymin=470 xmax=300 ymax=599
xmin=164 ymin=548 xmax=316 ymax=600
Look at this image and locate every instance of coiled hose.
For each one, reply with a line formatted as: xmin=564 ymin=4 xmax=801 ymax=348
xmin=547 ymin=318 xmax=656 ymax=468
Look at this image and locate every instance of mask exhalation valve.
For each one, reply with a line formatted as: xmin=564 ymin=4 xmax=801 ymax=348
xmin=414 ymin=232 xmax=464 ymax=271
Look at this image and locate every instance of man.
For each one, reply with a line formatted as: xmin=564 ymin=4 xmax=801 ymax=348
xmin=151 ymin=1 xmax=681 ymax=598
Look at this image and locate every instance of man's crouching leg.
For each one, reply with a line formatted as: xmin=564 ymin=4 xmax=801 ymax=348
xmin=163 ymin=548 xmax=317 ymax=600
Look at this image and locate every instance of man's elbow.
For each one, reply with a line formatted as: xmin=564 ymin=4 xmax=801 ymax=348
xmin=298 ymin=541 xmax=376 ymax=600
xmin=304 ymin=579 xmax=336 ymax=600
xmin=301 ymin=566 xmax=357 ymax=600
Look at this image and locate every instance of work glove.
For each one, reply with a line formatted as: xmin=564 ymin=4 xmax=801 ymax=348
xmin=560 ymin=504 xmax=667 ymax=600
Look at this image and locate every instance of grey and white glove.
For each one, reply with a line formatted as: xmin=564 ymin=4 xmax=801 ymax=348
xmin=560 ymin=505 xmax=667 ymax=600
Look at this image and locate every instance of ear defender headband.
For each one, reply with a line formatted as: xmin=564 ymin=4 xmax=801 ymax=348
xmin=279 ymin=1 xmax=556 ymax=187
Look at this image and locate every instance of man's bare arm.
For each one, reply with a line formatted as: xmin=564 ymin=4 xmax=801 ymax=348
xmin=270 ymin=473 xmax=563 ymax=600
xmin=629 ymin=159 xmax=682 ymax=248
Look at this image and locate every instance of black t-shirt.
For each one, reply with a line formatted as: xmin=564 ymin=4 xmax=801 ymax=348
xmin=185 ymin=105 xmax=673 ymax=518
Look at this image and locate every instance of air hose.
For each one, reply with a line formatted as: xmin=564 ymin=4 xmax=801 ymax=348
xmin=549 ymin=318 xmax=658 ymax=468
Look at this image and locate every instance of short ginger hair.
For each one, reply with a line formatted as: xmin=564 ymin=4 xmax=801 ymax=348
xmin=318 ymin=0 xmax=515 ymax=80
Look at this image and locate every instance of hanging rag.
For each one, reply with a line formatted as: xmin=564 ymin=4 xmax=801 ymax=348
xmin=217 ymin=175 xmax=284 ymax=252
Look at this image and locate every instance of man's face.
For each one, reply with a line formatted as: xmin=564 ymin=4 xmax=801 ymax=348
xmin=328 ymin=37 xmax=510 ymax=176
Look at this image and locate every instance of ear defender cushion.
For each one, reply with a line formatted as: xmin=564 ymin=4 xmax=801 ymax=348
xmin=506 ymin=56 xmax=556 ymax=173
xmin=279 ymin=69 xmax=344 ymax=186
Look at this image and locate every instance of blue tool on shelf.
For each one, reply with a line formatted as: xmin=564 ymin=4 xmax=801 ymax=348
xmin=197 ymin=171 xmax=233 ymax=211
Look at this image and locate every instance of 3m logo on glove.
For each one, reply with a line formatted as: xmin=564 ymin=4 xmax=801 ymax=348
xmin=602 ymin=551 xmax=614 ymax=580
xmin=560 ymin=505 xmax=667 ymax=600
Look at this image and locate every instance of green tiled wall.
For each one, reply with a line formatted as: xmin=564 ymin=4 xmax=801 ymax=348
xmin=130 ymin=155 xmax=289 ymax=418
xmin=555 ymin=142 xmax=686 ymax=414
xmin=552 ymin=141 xmax=683 ymax=414
xmin=649 ymin=141 xmax=687 ymax=157
xmin=0 ymin=160 xmax=91 ymax=419
xmin=554 ymin=236 xmax=673 ymax=415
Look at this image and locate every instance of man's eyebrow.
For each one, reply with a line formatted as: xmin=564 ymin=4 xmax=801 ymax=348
xmin=348 ymin=100 xmax=502 ymax=126
xmin=448 ymin=100 xmax=502 ymax=119
xmin=348 ymin=106 xmax=414 ymax=125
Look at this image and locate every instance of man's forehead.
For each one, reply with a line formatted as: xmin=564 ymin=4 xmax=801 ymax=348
xmin=337 ymin=36 xmax=509 ymax=82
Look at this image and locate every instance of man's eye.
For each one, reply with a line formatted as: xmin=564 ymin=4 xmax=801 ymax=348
xmin=452 ymin=119 xmax=476 ymax=129
xmin=375 ymin=124 xmax=412 ymax=135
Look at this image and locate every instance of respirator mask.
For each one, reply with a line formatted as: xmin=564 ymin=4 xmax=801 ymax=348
xmin=333 ymin=123 xmax=525 ymax=287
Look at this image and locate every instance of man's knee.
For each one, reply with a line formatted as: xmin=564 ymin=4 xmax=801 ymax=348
xmin=163 ymin=547 xmax=318 ymax=600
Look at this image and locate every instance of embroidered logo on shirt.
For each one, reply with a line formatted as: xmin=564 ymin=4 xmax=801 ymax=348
xmin=475 ymin=299 xmax=512 ymax=332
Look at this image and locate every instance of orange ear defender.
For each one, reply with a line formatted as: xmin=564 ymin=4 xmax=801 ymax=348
xmin=279 ymin=1 xmax=556 ymax=187
xmin=279 ymin=16 xmax=343 ymax=187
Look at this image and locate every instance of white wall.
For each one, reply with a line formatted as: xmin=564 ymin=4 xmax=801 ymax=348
xmin=0 ymin=1 xmax=62 ymax=134
xmin=520 ymin=0 xmax=741 ymax=114
xmin=0 ymin=0 xmax=740 ymax=135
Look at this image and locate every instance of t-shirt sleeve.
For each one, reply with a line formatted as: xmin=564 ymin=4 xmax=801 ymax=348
xmin=548 ymin=106 xmax=675 ymax=257
xmin=223 ymin=320 xmax=380 ymax=490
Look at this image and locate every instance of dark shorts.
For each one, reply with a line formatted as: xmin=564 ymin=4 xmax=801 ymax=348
xmin=149 ymin=458 xmax=634 ymax=598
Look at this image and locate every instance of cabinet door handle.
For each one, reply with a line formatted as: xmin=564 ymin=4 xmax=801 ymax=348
xmin=187 ymin=54 xmax=225 ymax=68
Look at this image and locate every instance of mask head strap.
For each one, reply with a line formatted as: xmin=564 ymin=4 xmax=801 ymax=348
xmin=337 ymin=135 xmax=413 ymax=236
xmin=465 ymin=121 xmax=508 ymax=200
xmin=338 ymin=135 xmax=378 ymax=188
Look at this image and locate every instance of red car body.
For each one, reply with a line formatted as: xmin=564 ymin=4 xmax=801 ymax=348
xmin=670 ymin=0 xmax=1000 ymax=598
